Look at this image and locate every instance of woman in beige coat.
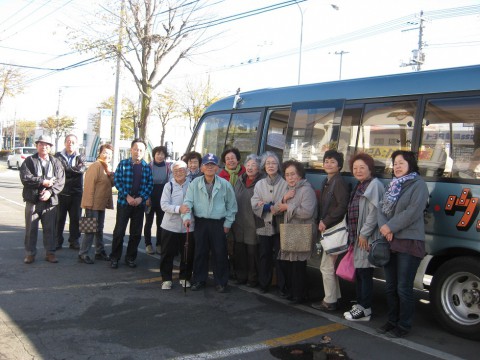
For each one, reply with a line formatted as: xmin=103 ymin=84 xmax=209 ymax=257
xmin=78 ymin=144 xmax=114 ymax=264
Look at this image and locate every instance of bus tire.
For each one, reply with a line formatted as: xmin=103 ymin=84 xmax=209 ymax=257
xmin=431 ymin=256 xmax=480 ymax=340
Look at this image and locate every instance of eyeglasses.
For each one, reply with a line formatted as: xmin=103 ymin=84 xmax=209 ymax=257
xmin=265 ymin=162 xmax=277 ymax=166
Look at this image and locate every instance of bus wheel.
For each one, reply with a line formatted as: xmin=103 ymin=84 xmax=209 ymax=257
xmin=431 ymin=256 xmax=480 ymax=340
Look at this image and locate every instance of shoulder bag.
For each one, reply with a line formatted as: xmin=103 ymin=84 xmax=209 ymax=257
xmin=320 ymin=216 xmax=349 ymax=255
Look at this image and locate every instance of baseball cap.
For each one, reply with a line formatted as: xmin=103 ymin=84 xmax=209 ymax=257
xmin=202 ymin=153 xmax=219 ymax=166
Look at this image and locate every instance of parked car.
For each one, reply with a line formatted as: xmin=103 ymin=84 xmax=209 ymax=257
xmin=7 ymin=147 xmax=36 ymax=169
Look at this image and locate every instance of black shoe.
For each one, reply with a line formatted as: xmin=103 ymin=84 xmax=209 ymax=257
xmin=279 ymin=291 xmax=289 ymax=299
xmin=125 ymin=259 xmax=137 ymax=268
xmin=95 ymin=251 xmax=110 ymax=261
xmin=246 ymin=282 xmax=258 ymax=288
xmin=234 ymin=279 xmax=247 ymax=285
xmin=288 ymin=297 xmax=305 ymax=305
xmin=216 ymin=285 xmax=229 ymax=293
xmin=191 ymin=282 xmax=205 ymax=291
xmin=111 ymin=260 xmax=119 ymax=269
xmin=260 ymin=286 xmax=269 ymax=294
xmin=376 ymin=322 xmax=396 ymax=334
xmin=55 ymin=244 xmax=62 ymax=250
xmin=386 ymin=326 xmax=409 ymax=338
xmin=311 ymin=301 xmax=337 ymax=311
xmin=78 ymin=255 xmax=94 ymax=264
xmin=69 ymin=243 xmax=80 ymax=250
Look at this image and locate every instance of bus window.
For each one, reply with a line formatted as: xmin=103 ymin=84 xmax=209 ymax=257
xmin=338 ymin=105 xmax=363 ymax=173
xmin=420 ymin=96 xmax=480 ymax=180
xmin=357 ymin=100 xmax=417 ymax=176
xmin=264 ymin=109 xmax=290 ymax=161
xmin=284 ymin=100 xmax=344 ymax=169
xmin=190 ymin=113 xmax=230 ymax=156
xmin=225 ymin=112 xmax=262 ymax=161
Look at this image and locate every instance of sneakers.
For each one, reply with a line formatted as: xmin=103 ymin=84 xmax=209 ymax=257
xmin=376 ymin=322 xmax=396 ymax=334
xmin=344 ymin=304 xmax=371 ymax=321
xmin=146 ymin=245 xmax=154 ymax=255
xmin=162 ymin=281 xmax=172 ymax=290
xmin=179 ymin=280 xmax=191 ymax=288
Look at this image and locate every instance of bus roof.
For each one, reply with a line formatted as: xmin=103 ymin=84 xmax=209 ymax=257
xmin=206 ymin=65 xmax=480 ymax=112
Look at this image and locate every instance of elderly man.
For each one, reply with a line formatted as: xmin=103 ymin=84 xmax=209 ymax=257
xmin=182 ymin=153 xmax=237 ymax=293
xmin=110 ymin=138 xmax=153 ymax=269
xmin=55 ymin=134 xmax=86 ymax=250
xmin=20 ymin=135 xmax=65 ymax=264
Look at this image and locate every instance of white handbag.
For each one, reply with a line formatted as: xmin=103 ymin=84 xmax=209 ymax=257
xmin=320 ymin=216 xmax=348 ymax=255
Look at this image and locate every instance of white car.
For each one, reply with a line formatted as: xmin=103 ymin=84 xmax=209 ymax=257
xmin=7 ymin=147 xmax=36 ymax=169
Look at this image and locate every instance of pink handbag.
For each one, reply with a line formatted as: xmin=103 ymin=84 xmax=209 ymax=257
xmin=336 ymin=245 xmax=356 ymax=282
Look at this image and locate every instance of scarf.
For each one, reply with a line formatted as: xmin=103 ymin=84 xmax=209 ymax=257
xmin=225 ymin=164 xmax=242 ymax=186
xmin=348 ymin=178 xmax=372 ymax=243
xmin=382 ymin=172 xmax=417 ymax=216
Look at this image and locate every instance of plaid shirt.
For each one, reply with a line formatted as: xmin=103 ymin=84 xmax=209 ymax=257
xmin=347 ymin=178 xmax=372 ymax=244
xmin=114 ymin=158 xmax=153 ymax=207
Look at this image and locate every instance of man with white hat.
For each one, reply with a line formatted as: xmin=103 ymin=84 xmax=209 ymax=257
xmin=20 ymin=134 xmax=65 ymax=264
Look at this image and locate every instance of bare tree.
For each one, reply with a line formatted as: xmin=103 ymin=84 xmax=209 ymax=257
xmin=154 ymin=89 xmax=179 ymax=145
xmin=0 ymin=66 xmax=23 ymax=110
xmin=73 ymin=0 xmax=213 ymax=141
xmin=15 ymin=120 xmax=37 ymax=146
xmin=40 ymin=116 xmax=76 ymax=151
xmin=180 ymin=78 xmax=221 ymax=133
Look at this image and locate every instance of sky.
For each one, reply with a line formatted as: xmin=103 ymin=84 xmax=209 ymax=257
xmin=1 ymin=0 xmax=479 ymax=136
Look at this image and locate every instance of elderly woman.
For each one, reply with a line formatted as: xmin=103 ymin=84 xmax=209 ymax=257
xmin=78 ymin=144 xmax=114 ymax=264
xmin=219 ymin=147 xmax=246 ymax=186
xmin=159 ymin=160 xmax=194 ymax=290
xmin=311 ymin=150 xmax=349 ymax=311
xmin=232 ymin=154 xmax=265 ymax=287
xmin=276 ymin=160 xmax=317 ymax=304
xmin=377 ymin=150 xmax=428 ymax=338
xmin=144 ymin=146 xmax=171 ymax=255
xmin=344 ymin=153 xmax=384 ymax=321
xmin=184 ymin=151 xmax=203 ymax=182
xmin=251 ymin=151 xmax=288 ymax=294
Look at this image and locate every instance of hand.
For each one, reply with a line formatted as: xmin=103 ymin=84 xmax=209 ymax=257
xmin=135 ymin=197 xmax=143 ymax=206
xmin=257 ymin=201 xmax=264 ymax=207
xmin=179 ymin=204 xmax=190 ymax=214
xmin=42 ymin=178 xmax=55 ymax=188
xmin=318 ymin=220 xmax=326 ymax=232
xmin=358 ymin=236 xmax=368 ymax=250
xmin=146 ymin=198 xmax=151 ymax=207
xmin=224 ymin=227 xmax=230 ymax=234
xmin=39 ymin=189 xmax=51 ymax=202
xmin=184 ymin=220 xmax=191 ymax=228
xmin=284 ymin=189 xmax=295 ymax=202
xmin=126 ymin=195 xmax=136 ymax=206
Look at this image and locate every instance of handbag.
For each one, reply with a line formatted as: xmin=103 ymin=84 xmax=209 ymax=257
xmin=279 ymin=223 xmax=313 ymax=252
xmin=336 ymin=244 xmax=355 ymax=282
xmin=79 ymin=213 xmax=98 ymax=233
xmin=320 ymin=216 xmax=349 ymax=255
xmin=368 ymin=237 xmax=391 ymax=267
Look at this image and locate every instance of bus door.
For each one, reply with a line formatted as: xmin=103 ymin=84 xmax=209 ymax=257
xmin=283 ymin=100 xmax=345 ymax=168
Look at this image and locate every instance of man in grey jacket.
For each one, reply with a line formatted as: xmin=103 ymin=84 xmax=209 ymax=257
xmin=20 ymin=135 xmax=65 ymax=264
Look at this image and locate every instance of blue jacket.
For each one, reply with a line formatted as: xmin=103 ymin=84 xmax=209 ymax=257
xmin=182 ymin=175 xmax=237 ymax=228
xmin=114 ymin=158 xmax=153 ymax=207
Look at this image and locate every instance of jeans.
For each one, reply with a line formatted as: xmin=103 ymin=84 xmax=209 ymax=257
xmin=143 ymin=206 xmax=165 ymax=246
xmin=79 ymin=209 xmax=106 ymax=257
xmin=355 ymin=267 xmax=374 ymax=309
xmin=383 ymin=252 xmax=422 ymax=331
xmin=56 ymin=194 xmax=82 ymax=247
xmin=320 ymin=252 xmax=341 ymax=303
xmin=110 ymin=204 xmax=145 ymax=261
xmin=24 ymin=202 xmax=57 ymax=256
xmin=258 ymin=234 xmax=285 ymax=292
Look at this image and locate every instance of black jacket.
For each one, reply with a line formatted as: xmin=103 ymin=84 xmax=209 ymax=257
xmin=20 ymin=153 xmax=65 ymax=205
xmin=54 ymin=151 xmax=86 ymax=196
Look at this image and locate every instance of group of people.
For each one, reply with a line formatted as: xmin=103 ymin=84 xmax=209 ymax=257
xmin=20 ymin=134 xmax=428 ymax=339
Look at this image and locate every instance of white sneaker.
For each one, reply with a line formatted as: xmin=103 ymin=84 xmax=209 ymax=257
xmin=344 ymin=305 xmax=371 ymax=321
xmin=179 ymin=280 xmax=191 ymax=288
xmin=146 ymin=245 xmax=154 ymax=255
xmin=161 ymin=281 xmax=172 ymax=290
xmin=344 ymin=304 xmax=359 ymax=317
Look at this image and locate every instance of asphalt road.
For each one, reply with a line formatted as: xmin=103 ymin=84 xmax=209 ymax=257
xmin=0 ymin=163 xmax=477 ymax=360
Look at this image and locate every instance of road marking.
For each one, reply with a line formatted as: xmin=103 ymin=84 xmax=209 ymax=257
xmin=169 ymin=324 xmax=347 ymax=360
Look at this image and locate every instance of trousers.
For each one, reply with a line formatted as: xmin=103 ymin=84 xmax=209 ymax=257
xmin=24 ymin=201 xmax=57 ymax=256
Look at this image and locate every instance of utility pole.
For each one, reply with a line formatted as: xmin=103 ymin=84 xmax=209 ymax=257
xmin=335 ymin=50 xmax=349 ymax=80
xmin=112 ymin=0 xmax=125 ymax=169
xmin=401 ymin=10 xmax=426 ymax=71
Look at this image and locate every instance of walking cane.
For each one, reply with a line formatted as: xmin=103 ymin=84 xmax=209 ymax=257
xmin=183 ymin=224 xmax=190 ymax=295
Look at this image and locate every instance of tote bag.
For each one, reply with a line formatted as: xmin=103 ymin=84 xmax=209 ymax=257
xmin=79 ymin=214 xmax=98 ymax=233
xmin=336 ymin=245 xmax=355 ymax=282
xmin=320 ymin=216 xmax=348 ymax=255
xmin=279 ymin=223 xmax=313 ymax=252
